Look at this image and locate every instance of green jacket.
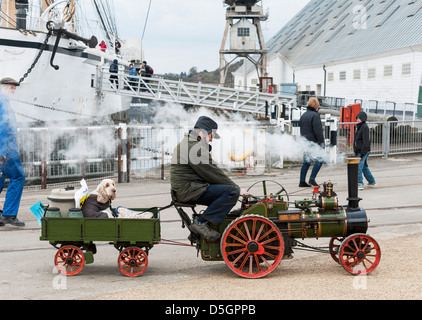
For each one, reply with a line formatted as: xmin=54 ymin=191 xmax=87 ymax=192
xmin=170 ymin=131 xmax=238 ymax=203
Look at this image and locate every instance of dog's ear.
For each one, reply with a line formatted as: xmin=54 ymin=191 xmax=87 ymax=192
xmin=96 ymin=181 xmax=109 ymax=204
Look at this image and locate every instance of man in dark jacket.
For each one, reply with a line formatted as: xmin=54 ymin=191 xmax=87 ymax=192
xmin=353 ymin=111 xmax=376 ymax=190
xmin=299 ymin=97 xmax=325 ymax=187
xmin=170 ymin=116 xmax=247 ymax=240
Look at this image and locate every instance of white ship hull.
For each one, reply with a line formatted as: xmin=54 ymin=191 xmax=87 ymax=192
xmin=0 ymin=26 xmax=130 ymax=123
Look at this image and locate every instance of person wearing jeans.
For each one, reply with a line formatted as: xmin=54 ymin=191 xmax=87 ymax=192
xmin=354 ymin=111 xmax=376 ymax=190
xmin=298 ymin=97 xmax=325 ymax=187
xmin=0 ymin=78 xmax=26 ymax=227
xmin=356 ymin=152 xmax=376 ymax=189
xmin=300 ymin=154 xmax=324 ymax=187
xmin=170 ymin=116 xmax=248 ymax=241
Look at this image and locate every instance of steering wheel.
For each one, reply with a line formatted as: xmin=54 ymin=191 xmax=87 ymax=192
xmin=246 ymin=180 xmax=289 ymax=205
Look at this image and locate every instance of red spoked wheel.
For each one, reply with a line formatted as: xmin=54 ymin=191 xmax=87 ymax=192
xmin=54 ymin=245 xmax=85 ymax=276
xmin=329 ymin=236 xmax=344 ymax=264
xmin=118 ymin=247 xmax=148 ymax=277
xmin=339 ymin=234 xmax=381 ymax=275
xmin=221 ymin=215 xmax=284 ymax=279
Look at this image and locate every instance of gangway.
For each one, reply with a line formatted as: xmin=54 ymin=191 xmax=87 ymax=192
xmin=96 ymin=67 xmax=295 ymax=114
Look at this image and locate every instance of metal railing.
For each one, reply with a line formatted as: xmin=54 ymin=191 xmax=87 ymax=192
xmin=97 ymin=67 xmax=294 ymax=114
xmin=13 ymin=120 xmax=422 ymax=188
xmin=337 ymin=120 xmax=422 ymax=157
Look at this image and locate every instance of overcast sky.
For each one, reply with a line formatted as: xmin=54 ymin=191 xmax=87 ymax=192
xmin=113 ymin=0 xmax=309 ymax=74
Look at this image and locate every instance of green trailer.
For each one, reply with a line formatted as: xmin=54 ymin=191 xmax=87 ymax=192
xmin=40 ymin=207 xmax=160 ymax=277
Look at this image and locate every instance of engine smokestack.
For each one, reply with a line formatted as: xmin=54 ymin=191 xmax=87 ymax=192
xmin=346 ymin=157 xmax=362 ymax=210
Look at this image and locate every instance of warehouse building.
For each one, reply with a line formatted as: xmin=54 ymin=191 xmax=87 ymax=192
xmin=233 ymin=0 xmax=422 ymax=108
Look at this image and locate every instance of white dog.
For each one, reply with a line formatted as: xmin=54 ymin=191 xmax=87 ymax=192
xmin=82 ymin=179 xmax=153 ymax=219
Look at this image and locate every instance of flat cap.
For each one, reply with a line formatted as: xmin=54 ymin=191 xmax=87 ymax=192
xmin=194 ymin=116 xmax=220 ymax=139
xmin=0 ymin=77 xmax=20 ymax=86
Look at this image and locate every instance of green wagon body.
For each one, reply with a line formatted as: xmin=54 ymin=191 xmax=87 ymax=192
xmin=40 ymin=208 xmax=160 ymax=247
xmin=40 ymin=208 xmax=160 ymax=277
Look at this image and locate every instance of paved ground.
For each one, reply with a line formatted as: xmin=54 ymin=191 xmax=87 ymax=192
xmin=0 ymin=153 xmax=421 ymax=301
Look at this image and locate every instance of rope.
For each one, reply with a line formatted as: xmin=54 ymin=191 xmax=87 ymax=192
xmin=141 ymin=0 xmax=152 ymax=41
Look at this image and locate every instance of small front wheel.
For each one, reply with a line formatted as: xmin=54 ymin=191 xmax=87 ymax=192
xmin=329 ymin=236 xmax=343 ymax=264
xmin=118 ymin=247 xmax=148 ymax=277
xmin=339 ymin=234 xmax=381 ymax=275
xmin=54 ymin=245 xmax=85 ymax=276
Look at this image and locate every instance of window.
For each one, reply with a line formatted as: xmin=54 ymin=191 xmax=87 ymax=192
xmin=384 ymin=65 xmax=393 ymax=77
xmin=327 ymin=72 xmax=334 ymax=82
xmin=238 ymin=27 xmax=250 ymax=37
xmin=368 ymin=68 xmax=376 ymax=80
xmin=339 ymin=71 xmax=347 ymax=81
xmin=402 ymin=63 xmax=412 ymax=76
xmin=353 ymin=69 xmax=361 ymax=80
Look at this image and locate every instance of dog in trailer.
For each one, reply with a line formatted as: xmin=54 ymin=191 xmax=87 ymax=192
xmin=82 ymin=179 xmax=153 ymax=219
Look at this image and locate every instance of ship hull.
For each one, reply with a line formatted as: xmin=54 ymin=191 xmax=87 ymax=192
xmin=0 ymin=27 xmax=130 ymax=123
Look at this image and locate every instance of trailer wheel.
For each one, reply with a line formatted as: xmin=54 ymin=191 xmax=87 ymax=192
xmin=221 ymin=215 xmax=284 ymax=278
xmin=54 ymin=245 xmax=85 ymax=276
xmin=329 ymin=236 xmax=343 ymax=264
xmin=339 ymin=234 xmax=381 ymax=275
xmin=118 ymin=247 xmax=148 ymax=277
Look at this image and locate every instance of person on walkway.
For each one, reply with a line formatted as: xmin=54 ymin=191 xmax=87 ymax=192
xmin=170 ymin=116 xmax=248 ymax=240
xmin=0 ymin=77 xmax=26 ymax=227
xmin=114 ymin=39 xmax=121 ymax=55
xmin=128 ymin=63 xmax=137 ymax=89
xmin=354 ymin=111 xmax=376 ymax=190
xmin=141 ymin=61 xmax=154 ymax=78
xmin=109 ymin=59 xmax=119 ymax=89
xmin=299 ymin=97 xmax=325 ymax=187
xmin=99 ymin=40 xmax=107 ymax=52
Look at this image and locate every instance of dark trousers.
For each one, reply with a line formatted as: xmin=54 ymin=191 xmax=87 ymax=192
xmin=300 ymin=156 xmax=323 ymax=182
xmin=193 ymin=184 xmax=240 ymax=225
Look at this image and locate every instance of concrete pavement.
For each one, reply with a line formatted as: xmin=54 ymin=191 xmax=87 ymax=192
xmin=0 ymin=153 xmax=421 ymax=300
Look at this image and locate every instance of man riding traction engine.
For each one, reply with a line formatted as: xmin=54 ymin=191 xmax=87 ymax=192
xmin=172 ymin=155 xmax=381 ymax=278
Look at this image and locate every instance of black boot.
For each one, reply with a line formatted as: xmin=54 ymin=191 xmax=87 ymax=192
xmin=1 ymin=215 xmax=25 ymax=227
xmin=308 ymin=179 xmax=319 ymax=187
xmin=299 ymin=182 xmax=311 ymax=187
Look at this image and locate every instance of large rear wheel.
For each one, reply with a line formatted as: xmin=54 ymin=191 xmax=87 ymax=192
xmin=221 ymin=215 xmax=284 ymax=278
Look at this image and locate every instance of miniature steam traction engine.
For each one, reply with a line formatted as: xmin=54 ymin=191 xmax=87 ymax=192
xmin=40 ymin=158 xmax=380 ymax=278
xmin=175 ymin=157 xmax=381 ymax=278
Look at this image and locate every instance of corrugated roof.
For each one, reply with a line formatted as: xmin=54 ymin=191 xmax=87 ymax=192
xmin=266 ymin=0 xmax=422 ymax=67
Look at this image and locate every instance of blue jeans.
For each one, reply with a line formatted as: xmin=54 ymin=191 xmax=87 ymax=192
xmin=0 ymin=149 xmax=26 ymax=217
xmin=192 ymin=184 xmax=240 ymax=225
xmin=300 ymin=155 xmax=323 ymax=183
xmin=357 ymin=152 xmax=375 ymax=185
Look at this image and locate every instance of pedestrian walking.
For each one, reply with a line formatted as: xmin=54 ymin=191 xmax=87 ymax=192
xmin=0 ymin=77 xmax=26 ymax=227
xmin=354 ymin=111 xmax=376 ymax=190
xmin=299 ymin=97 xmax=325 ymax=187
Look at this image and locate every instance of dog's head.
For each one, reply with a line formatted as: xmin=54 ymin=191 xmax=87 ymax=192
xmin=95 ymin=179 xmax=117 ymax=204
